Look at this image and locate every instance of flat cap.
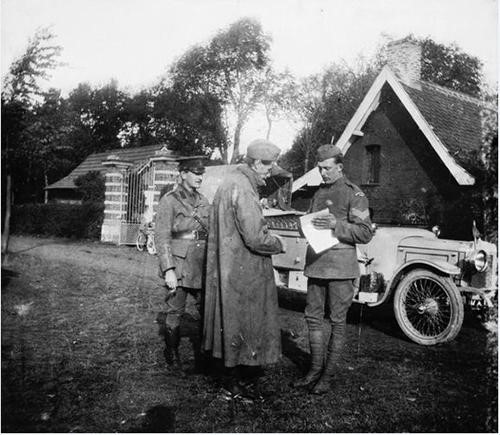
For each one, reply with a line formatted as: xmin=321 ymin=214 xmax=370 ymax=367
xmin=317 ymin=144 xmax=343 ymax=161
xmin=177 ymin=156 xmax=206 ymax=175
xmin=246 ymin=139 xmax=281 ymax=161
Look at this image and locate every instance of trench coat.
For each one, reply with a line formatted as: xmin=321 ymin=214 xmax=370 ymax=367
xmin=202 ymin=164 xmax=283 ymax=367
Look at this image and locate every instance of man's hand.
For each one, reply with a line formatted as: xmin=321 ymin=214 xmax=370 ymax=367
xmin=164 ymin=269 xmax=178 ymax=293
xmin=312 ymin=213 xmax=337 ymax=230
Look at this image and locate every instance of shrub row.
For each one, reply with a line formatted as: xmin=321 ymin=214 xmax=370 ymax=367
xmin=11 ymin=202 xmax=104 ymax=240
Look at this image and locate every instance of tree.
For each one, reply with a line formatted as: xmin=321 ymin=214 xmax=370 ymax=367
xmin=2 ymin=27 xmax=62 ymax=259
xmin=261 ymin=68 xmax=296 ymax=140
xmin=148 ymin=80 xmax=226 ymax=156
xmin=2 ymin=27 xmax=62 ymax=106
xmin=419 ymin=37 xmax=483 ymax=97
xmin=170 ymin=18 xmax=271 ymax=163
xmin=281 ymin=57 xmax=379 ymax=177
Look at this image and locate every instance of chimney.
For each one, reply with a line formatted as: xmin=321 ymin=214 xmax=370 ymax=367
xmin=386 ymin=37 xmax=422 ymax=88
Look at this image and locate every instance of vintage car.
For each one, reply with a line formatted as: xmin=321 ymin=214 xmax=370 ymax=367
xmin=265 ymin=212 xmax=497 ymax=346
xmin=199 ymin=164 xmax=497 ymax=346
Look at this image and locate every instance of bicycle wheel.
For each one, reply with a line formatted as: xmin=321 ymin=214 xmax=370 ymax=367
xmin=136 ymin=232 xmax=147 ymax=251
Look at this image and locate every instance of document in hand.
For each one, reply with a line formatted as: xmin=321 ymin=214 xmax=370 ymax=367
xmin=299 ymin=208 xmax=339 ymax=254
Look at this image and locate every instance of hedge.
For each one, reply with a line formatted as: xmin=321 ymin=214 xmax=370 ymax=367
xmin=11 ymin=202 xmax=104 ymax=240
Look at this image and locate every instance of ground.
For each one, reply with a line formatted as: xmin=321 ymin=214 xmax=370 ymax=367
xmin=2 ymin=235 xmax=497 ymax=433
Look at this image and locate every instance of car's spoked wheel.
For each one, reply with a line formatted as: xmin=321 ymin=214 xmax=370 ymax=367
xmin=394 ymin=268 xmax=464 ymax=345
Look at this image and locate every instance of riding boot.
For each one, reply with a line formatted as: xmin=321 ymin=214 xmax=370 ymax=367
xmin=292 ymin=329 xmax=324 ymax=388
xmin=164 ymin=326 xmax=182 ymax=370
xmin=311 ymin=323 xmax=345 ymax=395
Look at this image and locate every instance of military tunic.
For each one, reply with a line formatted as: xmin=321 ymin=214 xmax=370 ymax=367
xmin=203 ymin=164 xmax=283 ymax=368
xmin=304 ymin=176 xmax=373 ymax=279
xmin=155 ymin=184 xmax=210 ymax=289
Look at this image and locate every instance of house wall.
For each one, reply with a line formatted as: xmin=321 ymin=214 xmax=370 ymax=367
xmin=343 ymin=110 xmax=439 ymax=224
xmin=342 ymin=87 xmax=472 ymax=239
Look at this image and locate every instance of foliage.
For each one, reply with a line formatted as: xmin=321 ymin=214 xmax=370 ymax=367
xmin=66 ymin=80 xmax=129 ymax=156
xmin=261 ymin=68 xmax=296 ymax=140
xmin=149 ymin=81 xmax=225 ymax=156
xmin=281 ymin=58 xmax=380 ymax=177
xmin=2 ymin=27 xmax=63 ymax=106
xmin=419 ymin=37 xmax=483 ymax=97
xmin=74 ymin=171 xmax=105 ymax=203
xmin=169 ymin=18 xmax=272 ymax=163
xmin=11 ymin=202 xmax=104 ymax=239
xmin=2 ymin=27 xmax=64 ymax=203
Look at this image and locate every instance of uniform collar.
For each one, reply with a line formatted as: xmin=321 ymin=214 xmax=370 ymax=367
xmin=321 ymin=175 xmax=345 ymax=188
xmin=177 ymin=183 xmax=201 ymax=203
xmin=237 ymin=164 xmax=266 ymax=192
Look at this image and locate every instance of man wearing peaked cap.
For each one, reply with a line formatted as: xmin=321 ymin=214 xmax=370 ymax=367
xmin=155 ymin=154 xmax=210 ymax=374
xmin=177 ymin=156 xmax=207 ymax=175
xmin=293 ymin=144 xmax=373 ymax=395
xmin=203 ymin=139 xmax=286 ymax=394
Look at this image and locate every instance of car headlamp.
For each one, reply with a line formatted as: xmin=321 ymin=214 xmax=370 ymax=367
xmin=474 ymin=250 xmax=488 ymax=272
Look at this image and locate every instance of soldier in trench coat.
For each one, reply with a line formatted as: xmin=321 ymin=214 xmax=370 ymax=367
xmin=202 ymin=139 xmax=286 ymax=375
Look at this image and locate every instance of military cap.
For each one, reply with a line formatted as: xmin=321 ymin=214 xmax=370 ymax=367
xmin=246 ymin=139 xmax=281 ymax=161
xmin=317 ymin=144 xmax=343 ymax=162
xmin=177 ymin=156 xmax=206 ymax=175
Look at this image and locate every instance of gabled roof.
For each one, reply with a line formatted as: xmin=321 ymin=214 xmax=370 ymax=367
xmin=334 ymin=66 xmax=495 ymax=186
xmin=401 ymin=80 xmax=493 ymax=173
xmin=295 ymin=66 xmax=496 ymax=192
xmin=47 ymin=144 xmax=176 ymax=190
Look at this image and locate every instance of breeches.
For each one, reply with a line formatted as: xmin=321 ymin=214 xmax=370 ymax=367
xmin=165 ymin=286 xmax=202 ymax=328
xmin=304 ymin=278 xmax=354 ymax=331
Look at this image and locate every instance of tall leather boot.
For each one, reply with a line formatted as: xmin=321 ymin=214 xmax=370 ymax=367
xmin=311 ymin=323 xmax=345 ymax=395
xmin=292 ymin=330 xmax=324 ymax=388
xmin=164 ymin=326 xmax=182 ymax=370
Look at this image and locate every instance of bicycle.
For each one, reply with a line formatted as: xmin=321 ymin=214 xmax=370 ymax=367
xmin=136 ymin=224 xmax=156 ymax=255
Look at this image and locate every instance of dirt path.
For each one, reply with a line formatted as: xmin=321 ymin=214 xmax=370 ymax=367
xmin=2 ymin=235 xmax=497 ymax=432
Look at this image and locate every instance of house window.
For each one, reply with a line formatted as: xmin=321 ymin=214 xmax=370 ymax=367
xmin=366 ymin=145 xmax=381 ymax=184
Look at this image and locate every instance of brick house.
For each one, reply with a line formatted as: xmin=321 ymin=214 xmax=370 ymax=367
xmin=293 ymin=38 xmax=497 ymax=240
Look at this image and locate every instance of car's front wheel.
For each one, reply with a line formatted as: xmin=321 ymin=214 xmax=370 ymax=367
xmin=393 ymin=268 xmax=464 ymax=345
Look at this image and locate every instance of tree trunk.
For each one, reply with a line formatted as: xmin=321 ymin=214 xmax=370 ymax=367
xmin=230 ymin=122 xmax=243 ymax=164
xmin=44 ymin=173 xmax=49 ymax=204
xmin=2 ymin=174 xmax=12 ymax=264
xmin=265 ymin=111 xmax=272 ymax=140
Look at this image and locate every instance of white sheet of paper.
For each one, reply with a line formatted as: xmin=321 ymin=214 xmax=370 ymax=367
xmin=299 ymin=208 xmax=339 ymax=253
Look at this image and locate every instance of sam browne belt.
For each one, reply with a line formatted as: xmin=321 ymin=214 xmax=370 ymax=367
xmin=171 ymin=230 xmax=208 ymax=241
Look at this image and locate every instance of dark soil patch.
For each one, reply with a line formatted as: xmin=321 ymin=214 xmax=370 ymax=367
xmin=2 ymin=235 xmax=497 ymax=432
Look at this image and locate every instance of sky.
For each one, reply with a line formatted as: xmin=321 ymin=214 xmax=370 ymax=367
xmin=1 ymin=0 xmax=498 ymax=152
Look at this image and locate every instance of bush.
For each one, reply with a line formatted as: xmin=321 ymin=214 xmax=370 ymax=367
xmin=74 ymin=171 xmax=105 ymax=203
xmin=12 ymin=202 xmax=104 ymax=240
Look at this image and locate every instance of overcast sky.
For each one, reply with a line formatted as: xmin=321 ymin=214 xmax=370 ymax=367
xmin=1 ymin=0 xmax=498 ymax=151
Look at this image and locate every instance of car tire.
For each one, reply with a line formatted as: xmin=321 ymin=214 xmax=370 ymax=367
xmin=393 ymin=268 xmax=464 ymax=345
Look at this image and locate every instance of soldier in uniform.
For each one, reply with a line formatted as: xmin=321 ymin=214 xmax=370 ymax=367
xmin=155 ymin=156 xmax=210 ymax=371
xmin=293 ymin=144 xmax=373 ymax=394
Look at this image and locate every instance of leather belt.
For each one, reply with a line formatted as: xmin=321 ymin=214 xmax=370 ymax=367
xmin=171 ymin=230 xmax=208 ymax=241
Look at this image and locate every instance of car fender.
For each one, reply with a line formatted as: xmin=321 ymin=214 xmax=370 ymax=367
xmin=373 ymin=259 xmax=461 ymax=306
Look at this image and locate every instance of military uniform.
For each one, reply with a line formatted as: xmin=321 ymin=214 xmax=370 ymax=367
xmin=294 ymin=144 xmax=373 ymax=394
xmin=155 ymin=161 xmax=210 ymax=369
xmin=304 ymin=176 xmax=372 ymax=280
